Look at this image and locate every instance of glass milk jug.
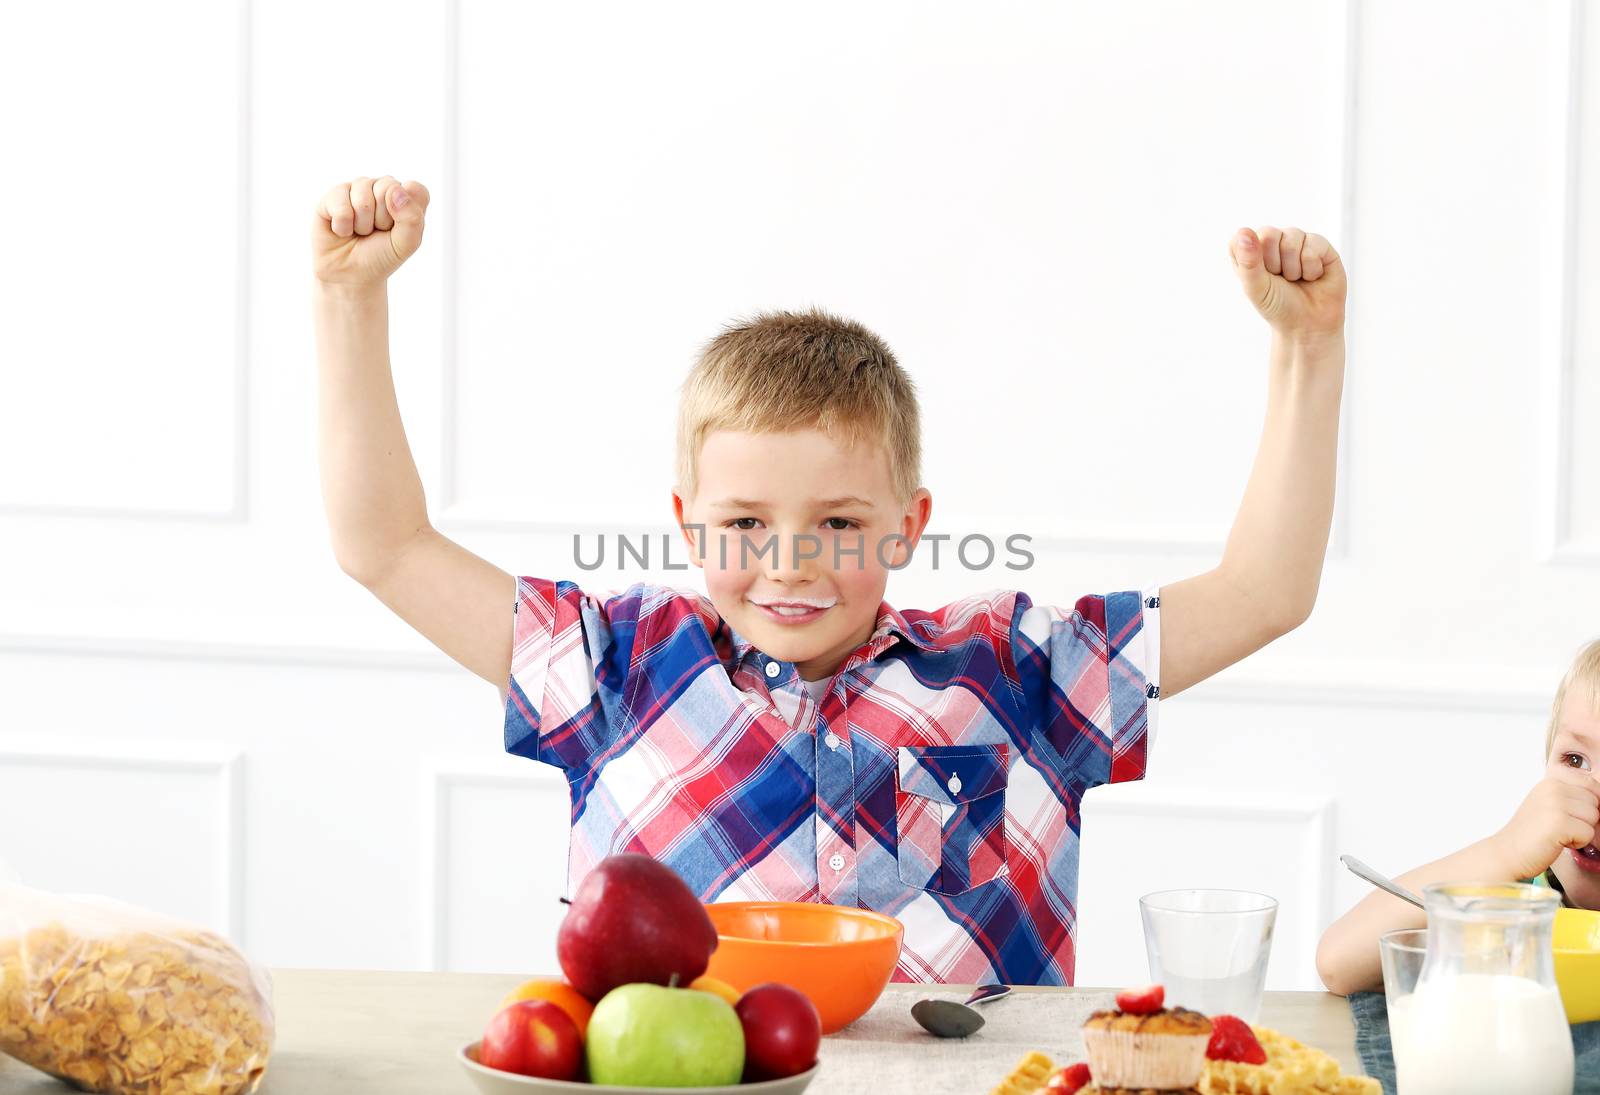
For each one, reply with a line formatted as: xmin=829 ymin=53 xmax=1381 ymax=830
xmin=1388 ymin=883 xmax=1573 ymax=1095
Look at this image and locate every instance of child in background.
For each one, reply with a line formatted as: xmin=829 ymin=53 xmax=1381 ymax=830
xmin=310 ymin=174 xmax=1347 ymax=985
xmin=1317 ymin=641 xmax=1600 ymax=995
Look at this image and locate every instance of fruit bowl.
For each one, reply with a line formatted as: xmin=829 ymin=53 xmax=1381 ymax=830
xmin=458 ymin=1042 xmax=820 ymax=1094
xmin=1554 ymin=906 xmax=1600 ymax=1023
xmin=700 ymin=901 xmax=903 ymax=1035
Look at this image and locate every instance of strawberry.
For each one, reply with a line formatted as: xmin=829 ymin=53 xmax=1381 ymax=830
xmin=1113 ymin=983 xmax=1164 ymax=1015
xmin=1206 ymin=1014 xmax=1267 ymax=1065
xmin=1044 ymin=1062 xmax=1092 ymax=1093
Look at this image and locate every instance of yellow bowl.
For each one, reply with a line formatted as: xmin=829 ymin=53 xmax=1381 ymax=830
xmin=1555 ymin=907 xmax=1600 ymax=1023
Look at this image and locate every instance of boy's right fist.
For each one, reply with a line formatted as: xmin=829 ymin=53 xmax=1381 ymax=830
xmin=1229 ymin=226 xmax=1345 ymax=341
xmin=311 ymin=176 xmax=430 ymax=288
xmin=1491 ymin=767 xmax=1600 ymax=882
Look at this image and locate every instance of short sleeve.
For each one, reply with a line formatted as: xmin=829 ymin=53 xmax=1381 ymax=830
xmin=501 ymin=577 xmax=645 ymax=774
xmin=1010 ymin=587 xmax=1160 ymax=789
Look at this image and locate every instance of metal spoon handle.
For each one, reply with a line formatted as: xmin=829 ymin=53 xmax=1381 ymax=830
xmin=965 ymin=983 xmax=1010 ymax=1006
xmin=1340 ymin=854 xmax=1425 ymax=909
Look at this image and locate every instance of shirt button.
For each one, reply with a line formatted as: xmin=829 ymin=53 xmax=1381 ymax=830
xmin=948 ymin=773 xmax=963 ymax=795
xmin=828 ymin=853 xmax=846 ymax=871
xmin=825 ymin=732 xmax=841 ymax=750
xmin=764 ymin=661 xmax=781 ymax=679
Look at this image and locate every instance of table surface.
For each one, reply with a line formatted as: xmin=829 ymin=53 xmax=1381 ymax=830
xmin=0 ymin=970 xmax=1363 ymax=1094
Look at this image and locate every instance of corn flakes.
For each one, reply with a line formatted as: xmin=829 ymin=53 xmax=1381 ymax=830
xmin=0 ymin=917 xmax=272 ymax=1095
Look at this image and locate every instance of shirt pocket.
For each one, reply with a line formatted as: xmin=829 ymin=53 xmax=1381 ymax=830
xmin=894 ymin=743 xmax=1010 ymax=896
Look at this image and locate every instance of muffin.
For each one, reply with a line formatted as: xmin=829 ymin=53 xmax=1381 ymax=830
xmin=1080 ymin=1005 xmax=1213 ymax=1090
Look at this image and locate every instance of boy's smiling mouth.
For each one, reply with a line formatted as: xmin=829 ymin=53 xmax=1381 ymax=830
xmin=749 ymin=596 xmax=837 ymax=624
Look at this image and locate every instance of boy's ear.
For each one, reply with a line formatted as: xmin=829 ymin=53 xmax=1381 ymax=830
xmin=671 ymin=490 xmax=705 ymax=570
xmin=890 ymin=488 xmax=934 ymax=567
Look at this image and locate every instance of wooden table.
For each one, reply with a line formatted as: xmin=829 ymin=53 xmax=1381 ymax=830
xmin=0 ymin=970 xmax=1363 ymax=1093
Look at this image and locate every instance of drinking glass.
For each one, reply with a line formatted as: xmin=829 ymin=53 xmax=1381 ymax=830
xmin=1379 ymin=927 xmax=1428 ymax=998
xmin=1139 ymin=889 xmax=1277 ymax=1022
xmin=1380 ymin=928 xmax=1428 ymax=1093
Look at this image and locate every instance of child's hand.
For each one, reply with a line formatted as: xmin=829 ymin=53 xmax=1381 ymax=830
xmin=311 ymin=176 xmax=430 ymax=289
xmin=1490 ymin=768 xmax=1600 ymax=882
xmin=1228 ymin=226 xmax=1346 ymax=341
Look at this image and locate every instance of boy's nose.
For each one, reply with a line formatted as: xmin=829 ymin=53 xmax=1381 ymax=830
xmin=762 ymin=530 xmax=825 ymax=580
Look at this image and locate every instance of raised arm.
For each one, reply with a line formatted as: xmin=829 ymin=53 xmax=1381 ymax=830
xmin=1158 ymin=227 xmax=1347 ymax=698
xmin=312 ymin=176 xmax=515 ymax=692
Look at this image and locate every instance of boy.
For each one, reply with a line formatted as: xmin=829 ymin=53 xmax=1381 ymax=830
xmin=311 ymin=175 xmax=1346 ymax=985
xmin=1316 ymin=640 xmax=1600 ymax=996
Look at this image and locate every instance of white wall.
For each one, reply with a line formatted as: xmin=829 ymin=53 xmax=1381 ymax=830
xmin=1 ymin=0 xmax=1596 ymax=990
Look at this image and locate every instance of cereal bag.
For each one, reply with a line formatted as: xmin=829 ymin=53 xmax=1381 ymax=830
xmin=0 ymin=885 xmax=272 ymax=1095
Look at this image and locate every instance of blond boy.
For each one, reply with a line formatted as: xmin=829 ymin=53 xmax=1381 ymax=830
xmin=1317 ymin=642 xmax=1600 ymax=995
xmin=312 ymin=176 xmax=1346 ymax=985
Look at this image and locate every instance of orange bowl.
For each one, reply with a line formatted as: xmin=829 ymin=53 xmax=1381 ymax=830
xmin=701 ymin=902 xmax=903 ymax=1035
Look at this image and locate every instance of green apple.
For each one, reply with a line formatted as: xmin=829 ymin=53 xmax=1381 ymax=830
xmin=586 ymin=983 xmax=745 ymax=1087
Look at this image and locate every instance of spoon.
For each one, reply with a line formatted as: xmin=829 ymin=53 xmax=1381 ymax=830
xmin=1341 ymin=854 xmax=1424 ymax=909
xmin=911 ymin=983 xmax=1012 ymax=1038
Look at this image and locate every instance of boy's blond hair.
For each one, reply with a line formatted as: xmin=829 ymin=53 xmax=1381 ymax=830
xmin=676 ymin=309 xmax=921 ymax=505
xmin=1546 ymin=639 xmax=1600 ymax=755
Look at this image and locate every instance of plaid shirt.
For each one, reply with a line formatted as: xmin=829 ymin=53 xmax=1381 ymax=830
xmin=502 ymin=578 xmax=1159 ymax=986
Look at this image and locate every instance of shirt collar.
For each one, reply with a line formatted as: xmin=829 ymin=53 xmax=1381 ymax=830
xmin=723 ymin=600 xmax=936 ymax=671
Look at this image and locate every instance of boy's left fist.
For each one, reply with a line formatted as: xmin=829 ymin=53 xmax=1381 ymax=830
xmin=1229 ymin=226 xmax=1346 ymax=341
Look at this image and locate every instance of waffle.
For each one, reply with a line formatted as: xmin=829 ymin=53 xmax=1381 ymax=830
xmin=1199 ymin=1026 xmax=1380 ymax=1095
xmin=991 ymin=1024 xmax=1379 ymax=1095
xmin=990 ymin=1051 xmax=1057 ymax=1095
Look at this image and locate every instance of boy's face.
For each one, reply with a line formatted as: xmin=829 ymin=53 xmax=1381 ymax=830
xmin=1547 ymin=691 xmax=1600 ymax=908
xmin=674 ymin=427 xmax=932 ymax=681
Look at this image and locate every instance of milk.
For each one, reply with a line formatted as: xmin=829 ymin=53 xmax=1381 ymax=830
xmin=1389 ymin=974 xmax=1573 ymax=1095
xmin=1162 ymin=968 xmax=1268 ymax=1023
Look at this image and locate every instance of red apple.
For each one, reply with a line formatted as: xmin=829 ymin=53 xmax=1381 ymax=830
xmin=735 ymin=983 xmax=821 ymax=1081
xmin=556 ymin=853 xmax=719 ymax=1002
xmin=479 ymin=999 xmax=582 ymax=1081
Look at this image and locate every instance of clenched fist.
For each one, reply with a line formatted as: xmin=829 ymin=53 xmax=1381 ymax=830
xmin=1489 ymin=767 xmax=1600 ymax=882
xmin=311 ymin=175 xmax=430 ymax=288
xmin=1229 ymin=226 xmax=1346 ymax=340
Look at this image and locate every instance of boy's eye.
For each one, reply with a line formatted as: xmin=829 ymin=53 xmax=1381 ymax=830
xmin=1562 ymin=752 xmax=1591 ymax=771
xmin=824 ymin=518 xmax=859 ymax=531
xmin=728 ymin=518 xmax=761 ymax=531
